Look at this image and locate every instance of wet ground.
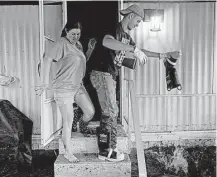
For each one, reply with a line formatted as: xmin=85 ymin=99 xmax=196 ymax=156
xmin=0 ymin=149 xmax=57 ymax=177
xmin=130 ymin=146 xmax=216 ymax=177
xmin=0 ymin=146 xmax=216 ymax=177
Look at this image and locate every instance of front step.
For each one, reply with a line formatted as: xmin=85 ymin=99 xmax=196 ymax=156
xmin=54 ymin=153 xmax=131 ymax=177
xmin=59 ymin=124 xmax=130 ymax=154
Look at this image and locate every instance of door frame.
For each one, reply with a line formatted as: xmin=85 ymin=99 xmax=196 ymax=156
xmin=39 ymin=0 xmax=67 ymax=146
xmin=118 ymin=0 xmax=129 ymax=133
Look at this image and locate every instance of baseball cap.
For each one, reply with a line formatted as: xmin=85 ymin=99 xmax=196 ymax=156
xmin=120 ymin=4 xmax=144 ymax=20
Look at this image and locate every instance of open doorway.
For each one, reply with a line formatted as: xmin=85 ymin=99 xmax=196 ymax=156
xmin=67 ymin=1 xmax=120 ymax=122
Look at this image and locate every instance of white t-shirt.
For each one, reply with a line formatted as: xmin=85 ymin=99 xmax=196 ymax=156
xmin=46 ymin=37 xmax=86 ymax=92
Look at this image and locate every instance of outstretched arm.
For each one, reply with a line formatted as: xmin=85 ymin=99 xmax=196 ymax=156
xmin=103 ymin=35 xmax=135 ymax=52
xmin=103 ymin=35 xmax=166 ymax=59
xmin=140 ymin=49 xmax=170 ymax=60
xmin=103 ymin=35 xmax=179 ymax=59
xmin=141 ymin=49 xmax=161 ymax=58
xmin=141 ymin=49 xmax=181 ymax=60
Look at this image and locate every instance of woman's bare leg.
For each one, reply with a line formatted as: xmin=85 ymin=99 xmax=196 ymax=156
xmin=59 ymin=103 xmax=79 ymax=162
xmin=75 ymin=86 xmax=95 ymax=122
xmin=75 ymin=86 xmax=95 ymax=133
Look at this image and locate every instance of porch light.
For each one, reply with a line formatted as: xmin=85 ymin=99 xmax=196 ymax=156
xmin=144 ymin=9 xmax=164 ymax=32
xmin=150 ymin=15 xmax=161 ymax=32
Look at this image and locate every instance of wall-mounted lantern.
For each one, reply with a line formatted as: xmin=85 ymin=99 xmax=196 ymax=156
xmin=144 ymin=9 xmax=164 ymax=32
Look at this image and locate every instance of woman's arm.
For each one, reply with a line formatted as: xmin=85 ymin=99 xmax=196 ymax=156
xmin=86 ymin=48 xmax=93 ymax=61
xmin=85 ymin=38 xmax=97 ymax=61
xmin=35 ymin=56 xmax=53 ymax=96
xmin=42 ymin=56 xmax=53 ymax=86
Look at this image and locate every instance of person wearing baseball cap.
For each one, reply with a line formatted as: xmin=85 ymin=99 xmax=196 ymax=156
xmin=89 ymin=4 xmax=180 ymax=162
xmin=120 ymin=4 xmax=145 ymax=21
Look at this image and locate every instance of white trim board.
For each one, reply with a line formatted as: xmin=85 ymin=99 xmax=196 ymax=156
xmin=130 ymin=130 xmax=216 ymax=148
xmin=130 ymin=130 xmax=217 ymax=141
xmin=32 ymin=130 xmax=216 ymax=150
xmin=123 ymin=0 xmax=215 ymax=2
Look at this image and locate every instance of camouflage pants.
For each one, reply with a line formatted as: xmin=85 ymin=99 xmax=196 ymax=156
xmin=90 ymin=70 xmax=118 ymax=149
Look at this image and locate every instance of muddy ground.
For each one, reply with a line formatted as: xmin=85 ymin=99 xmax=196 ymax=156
xmin=131 ymin=146 xmax=216 ymax=177
xmin=0 ymin=145 xmax=216 ymax=177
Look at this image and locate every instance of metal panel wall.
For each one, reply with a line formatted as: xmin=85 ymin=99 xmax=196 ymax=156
xmin=0 ymin=5 xmax=41 ymax=134
xmin=122 ymin=2 xmax=216 ymax=132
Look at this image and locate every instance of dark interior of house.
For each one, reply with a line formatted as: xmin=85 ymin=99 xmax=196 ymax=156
xmin=67 ymin=1 xmax=119 ymax=121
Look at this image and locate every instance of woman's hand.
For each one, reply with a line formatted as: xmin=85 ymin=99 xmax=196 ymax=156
xmin=35 ymin=83 xmax=49 ymax=96
xmin=86 ymin=38 xmax=97 ymax=61
xmin=88 ymin=38 xmax=97 ymax=50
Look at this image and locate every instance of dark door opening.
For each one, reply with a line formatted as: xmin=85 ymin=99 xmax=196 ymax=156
xmin=67 ymin=1 xmax=119 ymax=122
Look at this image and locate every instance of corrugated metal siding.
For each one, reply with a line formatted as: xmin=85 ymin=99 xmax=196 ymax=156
xmin=127 ymin=3 xmax=181 ymax=95
xmin=122 ymin=2 xmax=216 ymax=132
xmin=179 ymin=3 xmax=215 ymax=94
xmin=166 ymin=95 xmax=216 ymax=131
xmin=136 ymin=96 xmax=167 ymax=132
xmin=0 ymin=5 xmax=41 ymax=134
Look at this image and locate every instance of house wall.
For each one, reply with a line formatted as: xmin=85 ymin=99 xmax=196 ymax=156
xmin=0 ymin=4 xmax=63 ymax=134
xmin=0 ymin=5 xmax=41 ymax=134
xmin=0 ymin=2 xmax=215 ymax=148
xmin=122 ymin=2 xmax=216 ymax=134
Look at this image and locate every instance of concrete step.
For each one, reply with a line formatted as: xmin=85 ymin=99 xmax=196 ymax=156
xmin=54 ymin=153 xmax=131 ymax=177
xmin=59 ymin=124 xmax=130 ymax=154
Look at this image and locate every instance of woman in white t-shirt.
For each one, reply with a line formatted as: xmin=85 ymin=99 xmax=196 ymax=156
xmin=36 ymin=21 xmax=96 ymax=163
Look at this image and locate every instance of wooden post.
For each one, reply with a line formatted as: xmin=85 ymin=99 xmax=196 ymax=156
xmin=39 ymin=0 xmax=45 ymax=145
xmin=129 ymin=80 xmax=147 ymax=177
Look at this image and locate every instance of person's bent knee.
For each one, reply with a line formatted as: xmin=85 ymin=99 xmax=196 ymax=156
xmin=110 ymin=111 xmax=118 ymax=121
xmin=87 ymin=106 xmax=95 ymax=121
xmin=83 ymin=106 xmax=95 ymax=122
